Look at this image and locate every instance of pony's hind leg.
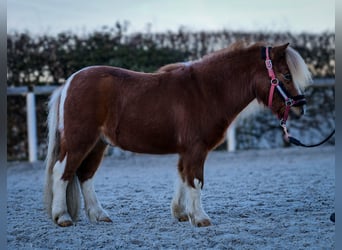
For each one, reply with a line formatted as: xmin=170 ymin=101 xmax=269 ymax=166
xmin=52 ymin=133 xmax=106 ymax=226
xmin=51 ymin=155 xmax=73 ymax=227
xmin=77 ymin=140 xmax=112 ymax=223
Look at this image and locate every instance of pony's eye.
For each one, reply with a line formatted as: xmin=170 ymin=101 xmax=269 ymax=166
xmin=283 ymin=73 xmax=292 ymax=81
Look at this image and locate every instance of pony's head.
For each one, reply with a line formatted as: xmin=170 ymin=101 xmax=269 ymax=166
xmin=255 ymin=43 xmax=312 ymax=123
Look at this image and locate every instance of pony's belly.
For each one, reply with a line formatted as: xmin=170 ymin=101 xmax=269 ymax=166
xmin=117 ymin=139 xmax=178 ymax=155
xmin=115 ymin=129 xmax=178 ymax=155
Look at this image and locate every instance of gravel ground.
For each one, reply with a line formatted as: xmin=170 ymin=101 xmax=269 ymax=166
xmin=7 ymin=146 xmax=335 ymax=249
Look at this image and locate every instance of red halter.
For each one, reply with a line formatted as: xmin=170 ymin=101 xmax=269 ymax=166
xmin=262 ymin=47 xmax=306 ymax=127
xmin=264 ymin=48 xmax=279 ymax=108
xmin=262 ymin=46 xmax=307 ymax=139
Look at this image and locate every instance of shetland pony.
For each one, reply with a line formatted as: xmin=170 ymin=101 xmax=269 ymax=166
xmin=44 ymin=41 xmax=311 ymax=227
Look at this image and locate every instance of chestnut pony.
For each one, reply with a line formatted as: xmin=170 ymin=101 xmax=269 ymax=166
xmin=44 ymin=42 xmax=311 ymax=227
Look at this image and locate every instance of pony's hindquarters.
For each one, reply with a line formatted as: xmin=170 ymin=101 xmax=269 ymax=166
xmin=44 ymin=86 xmax=81 ymax=225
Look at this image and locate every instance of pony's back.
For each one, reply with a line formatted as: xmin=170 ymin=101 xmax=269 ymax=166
xmin=157 ymin=63 xmax=187 ymax=73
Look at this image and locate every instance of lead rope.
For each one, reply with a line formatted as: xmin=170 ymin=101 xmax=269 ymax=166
xmin=282 ymin=125 xmax=335 ymax=148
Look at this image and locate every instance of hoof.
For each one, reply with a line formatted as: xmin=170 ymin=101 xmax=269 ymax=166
xmin=171 ymin=203 xmax=189 ymax=222
xmin=178 ymin=215 xmax=189 ymax=222
xmin=54 ymin=213 xmax=73 ymax=227
xmin=99 ymin=217 xmax=113 ymax=223
xmin=194 ymin=218 xmax=212 ymax=227
xmin=87 ymin=208 xmax=112 ymax=223
xmin=58 ymin=220 xmax=73 ymax=227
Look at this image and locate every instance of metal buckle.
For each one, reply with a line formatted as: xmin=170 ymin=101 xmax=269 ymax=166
xmin=280 ymin=119 xmax=286 ymax=127
xmin=265 ymin=59 xmax=272 ymax=69
xmin=270 ymin=78 xmax=279 ymax=85
xmin=285 ymin=98 xmax=294 ymax=106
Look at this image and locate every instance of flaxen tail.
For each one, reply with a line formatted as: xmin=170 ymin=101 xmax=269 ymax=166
xmin=44 ymin=85 xmax=81 ymax=221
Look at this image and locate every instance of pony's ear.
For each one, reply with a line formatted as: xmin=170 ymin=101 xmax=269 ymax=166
xmin=271 ymin=43 xmax=290 ymax=59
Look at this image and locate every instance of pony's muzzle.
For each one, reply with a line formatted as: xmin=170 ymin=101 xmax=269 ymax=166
xmin=291 ymin=95 xmax=306 ymax=117
xmin=291 ymin=104 xmax=306 ymax=117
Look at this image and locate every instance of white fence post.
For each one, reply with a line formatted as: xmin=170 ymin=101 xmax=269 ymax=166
xmin=26 ymin=92 xmax=38 ymax=162
xmin=227 ymin=120 xmax=237 ymax=152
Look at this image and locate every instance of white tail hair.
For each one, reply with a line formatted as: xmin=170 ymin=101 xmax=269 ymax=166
xmin=44 ymin=85 xmax=81 ymax=221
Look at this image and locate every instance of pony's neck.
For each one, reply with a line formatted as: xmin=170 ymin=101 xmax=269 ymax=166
xmin=194 ymin=48 xmax=260 ymax=122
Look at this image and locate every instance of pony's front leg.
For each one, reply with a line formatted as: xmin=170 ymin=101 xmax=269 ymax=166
xmin=185 ymin=178 xmax=211 ymax=227
xmin=173 ymin=151 xmax=212 ymax=227
xmin=80 ymin=178 xmax=112 ymax=223
xmin=171 ymin=173 xmax=189 ymax=222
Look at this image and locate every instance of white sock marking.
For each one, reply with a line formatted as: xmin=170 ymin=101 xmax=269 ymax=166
xmin=185 ymin=178 xmax=210 ymax=224
xmin=81 ymin=178 xmax=109 ymax=222
xmin=171 ymin=176 xmax=187 ymax=218
xmin=51 ymin=156 xmax=70 ymax=222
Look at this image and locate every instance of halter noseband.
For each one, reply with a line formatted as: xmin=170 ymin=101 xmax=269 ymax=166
xmin=261 ymin=47 xmax=306 ymax=129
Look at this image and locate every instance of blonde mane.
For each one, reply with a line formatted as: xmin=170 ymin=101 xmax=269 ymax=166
xmin=286 ymin=47 xmax=312 ymax=90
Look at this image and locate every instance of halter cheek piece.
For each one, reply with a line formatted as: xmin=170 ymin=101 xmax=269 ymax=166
xmin=261 ymin=47 xmax=306 ymax=131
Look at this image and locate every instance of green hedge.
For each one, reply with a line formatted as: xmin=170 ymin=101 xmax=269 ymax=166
xmin=7 ymin=25 xmax=335 ymax=87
